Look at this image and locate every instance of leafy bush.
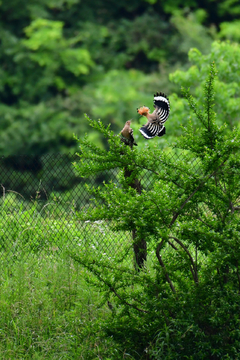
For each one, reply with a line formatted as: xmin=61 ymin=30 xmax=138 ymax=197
xmin=72 ymin=58 xmax=240 ymax=359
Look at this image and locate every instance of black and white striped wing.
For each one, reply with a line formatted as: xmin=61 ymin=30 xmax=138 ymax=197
xmin=139 ymin=124 xmax=165 ymax=139
xmin=153 ymin=92 xmax=170 ymax=124
xmin=128 ymin=128 xmax=136 ymax=144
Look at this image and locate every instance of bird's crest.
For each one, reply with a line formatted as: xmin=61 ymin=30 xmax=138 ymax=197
xmin=137 ymin=106 xmax=150 ymax=116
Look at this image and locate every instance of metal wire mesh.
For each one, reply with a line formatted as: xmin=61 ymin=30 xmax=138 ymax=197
xmin=0 ymin=152 xmax=203 ymax=267
xmin=0 ymin=154 xmax=134 ymax=265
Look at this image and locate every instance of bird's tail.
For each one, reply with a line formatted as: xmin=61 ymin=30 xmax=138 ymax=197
xmin=139 ymin=124 xmax=165 ymax=139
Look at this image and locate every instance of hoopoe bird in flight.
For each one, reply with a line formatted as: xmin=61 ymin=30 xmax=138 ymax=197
xmin=137 ymin=92 xmax=170 ymax=139
xmin=120 ymin=120 xmax=138 ymax=147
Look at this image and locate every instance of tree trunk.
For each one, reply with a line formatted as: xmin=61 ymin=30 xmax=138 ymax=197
xmin=123 ymin=167 xmax=147 ymax=270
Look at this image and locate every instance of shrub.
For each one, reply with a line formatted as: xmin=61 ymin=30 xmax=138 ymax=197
xmin=72 ymin=59 xmax=240 ymax=359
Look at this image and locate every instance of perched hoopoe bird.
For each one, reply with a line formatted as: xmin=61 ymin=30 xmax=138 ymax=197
xmin=137 ymin=92 xmax=170 ymax=139
xmin=120 ymin=120 xmax=137 ymax=147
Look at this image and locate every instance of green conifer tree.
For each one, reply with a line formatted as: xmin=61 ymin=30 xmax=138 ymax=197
xmin=72 ymin=62 xmax=240 ymax=359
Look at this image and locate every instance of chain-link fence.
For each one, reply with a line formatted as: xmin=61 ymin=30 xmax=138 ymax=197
xmin=0 ymin=152 xmax=207 ymax=269
xmin=0 ymin=154 xmax=139 ymax=267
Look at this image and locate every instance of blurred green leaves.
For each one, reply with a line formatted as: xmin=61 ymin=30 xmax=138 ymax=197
xmin=0 ymin=0 xmax=240 ymax=160
xmin=169 ymin=41 xmax=240 ymax=131
xmin=219 ymin=20 xmax=240 ymax=41
xmin=23 ymin=18 xmax=94 ymax=77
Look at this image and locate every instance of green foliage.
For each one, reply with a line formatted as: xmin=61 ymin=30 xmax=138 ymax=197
xmin=23 ymin=18 xmax=94 ymax=78
xmin=1 ymin=2 xmax=240 ymax=357
xmin=0 ymin=154 xmax=83 ymax=203
xmin=0 ymin=193 xmax=133 ymax=358
xmin=0 ymin=256 xmax=121 ymax=359
xmin=170 ymin=41 xmax=240 ymax=131
xmin=2 ymin=0 xmax=239 ymax=160
xmin=170 ymin=9 xmax=214 ymax=57
xmin=73 ymin=63 xmax=240 ymax=358
xmin=219 ymin=20 xmax=240 ymax=41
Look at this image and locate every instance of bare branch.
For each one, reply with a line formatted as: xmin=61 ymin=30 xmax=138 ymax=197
xmin=6 ymin=189 xmax=25 ymax=199
xmin=183 ymin=213 xmax=215 ymax=230
xmin=169 ymin=236 xmax=199 ymax=284
xmin=1 ymin=184 xmax=5 ymax=201
xmin=167 ymin=239 xmax=178 ymax=250
xmin=71 ymin=255 xmax=149 ymax=313
xmin=109 ymin=286 xmax=149 ymax=313
xmin=156 ymin=240 xmax=176 ymax=293
xmin=234 ymin=206 xmax=240 ymax=211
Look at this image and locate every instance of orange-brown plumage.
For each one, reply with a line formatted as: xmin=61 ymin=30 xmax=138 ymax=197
xmin=137 ymin=106 xmax=150 ymax=117
xmin=120 ymin=120 xmax=137 ymax=147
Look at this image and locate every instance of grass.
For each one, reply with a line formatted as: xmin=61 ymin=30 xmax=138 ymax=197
xmin=0 ymin=193 xmax=209 ymax=359
xmin=0 ymin=256 xmax=119 ymax=359
xmin=0 ymin=192 xmax=133 ymax=259
xmin=0 ymin=194 xmax=130 ymax=359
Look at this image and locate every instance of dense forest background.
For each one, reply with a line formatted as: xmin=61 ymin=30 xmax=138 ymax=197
xmin=0 ymin=0 xmax=240 ymax=173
